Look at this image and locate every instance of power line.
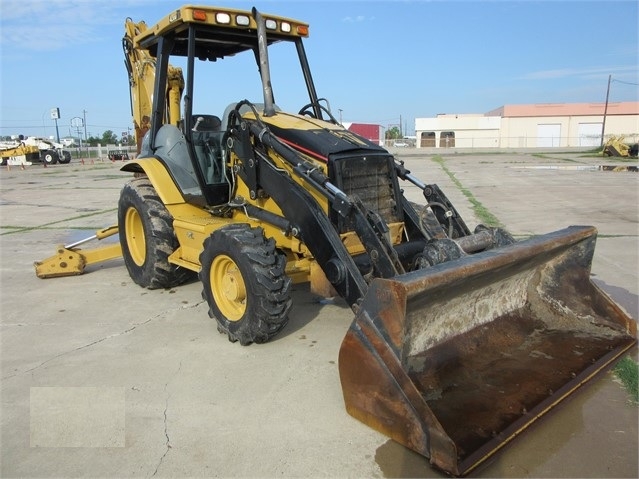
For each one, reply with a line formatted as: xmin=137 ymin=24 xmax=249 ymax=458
xmin=0 ymin=125 xmax=45 ymax=130
xmin=612 ymin=79 xmax=639 ymax=86
xmin=0 ymin=124 xmax=131 ymax=131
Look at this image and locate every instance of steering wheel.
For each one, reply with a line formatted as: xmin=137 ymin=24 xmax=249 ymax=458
xmin=298 ymin=100 xmax=339 ymax=124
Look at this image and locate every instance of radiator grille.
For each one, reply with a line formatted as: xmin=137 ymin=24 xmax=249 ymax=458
xmin=332 ymin=155 xmax=401 ymax=233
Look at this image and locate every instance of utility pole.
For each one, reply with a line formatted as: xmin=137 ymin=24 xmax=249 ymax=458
xmin=51 ymin=108 xmax=61 ymax=143
xmin=71 ymin=117 xmax=83 ymax=151
xmin=600 ymin=74 xmax=611 ymax=147
xmin=83 ymin=110 xmax=88 ymax=143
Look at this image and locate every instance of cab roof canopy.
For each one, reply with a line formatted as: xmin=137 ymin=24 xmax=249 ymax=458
xmin=134 ymin=5 xmax=309 ymax=60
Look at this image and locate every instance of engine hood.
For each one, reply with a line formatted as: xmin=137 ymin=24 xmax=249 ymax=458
xmin=259 ymin=112 xmax=387 ymax=162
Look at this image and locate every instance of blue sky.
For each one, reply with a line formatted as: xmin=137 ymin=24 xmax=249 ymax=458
xmin=1 ymin=0 xmax=637 ymax=140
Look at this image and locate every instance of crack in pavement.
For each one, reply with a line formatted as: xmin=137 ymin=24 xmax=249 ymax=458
xmin=151 ymin=360 xmax=183 ymax=477
xmin=1 ymin=301 xmax=206 ymax=381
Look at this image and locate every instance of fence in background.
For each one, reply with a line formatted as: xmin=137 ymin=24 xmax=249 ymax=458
xmin=408 ymin=133 xmax=639 ymax=150
xmin=381 ymin=134 xmax=639 ymax=150
xmin=69 ymin=144 xmax=136 ymax=160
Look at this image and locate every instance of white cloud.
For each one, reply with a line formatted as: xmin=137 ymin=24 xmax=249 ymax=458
xmin=2 ymin=24 xmax=97 ymax=51
xmin=520 ymin=65 xmax=637 ymax=81
xmin=0 ymin=0 xmax=148 ymax=51
xmin=341 ymin=15 xmax=370 ymax=23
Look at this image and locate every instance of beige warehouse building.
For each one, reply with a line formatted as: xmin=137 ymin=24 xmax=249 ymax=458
xmin=415 ymin=102 xmax=639 ymax=149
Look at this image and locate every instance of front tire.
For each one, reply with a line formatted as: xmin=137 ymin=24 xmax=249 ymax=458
xmin=118 ymin=177 xmax=192 ymax=289
xmin=58 ymin=151 xmax=71 ymax=164
xmin=41 ymin=150 xmax=58 ymax=164
xmin=199 ymin=224 xmax=292 ymax=345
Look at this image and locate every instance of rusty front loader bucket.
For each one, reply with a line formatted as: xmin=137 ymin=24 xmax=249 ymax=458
xmin=339 ymin=225 xmax=636 ymax=476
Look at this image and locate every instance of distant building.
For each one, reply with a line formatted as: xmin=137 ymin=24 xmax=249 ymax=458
xmin=415 ymin=102 xmax=639 ymax=149
xmin=60 ymin=137 xmax=77 ymax=147
xmin=344 ymin=122 xmax=383 ymax=146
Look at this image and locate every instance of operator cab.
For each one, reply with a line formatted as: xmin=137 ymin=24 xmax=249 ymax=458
xmin=134 ymin=5 xmax=316 ymax=207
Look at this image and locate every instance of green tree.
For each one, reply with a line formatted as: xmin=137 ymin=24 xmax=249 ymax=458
xmin=101 ymin=130 xmax=118 ymax=145
xmin=85 ymin=135 xmax=100 ymax=146
xmin=385 ymin=126 xmax=401 ymax=140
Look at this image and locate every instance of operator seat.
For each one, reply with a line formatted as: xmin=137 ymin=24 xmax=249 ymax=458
xmin=191 ymin=114 xmax=224 ymax=184
xmin=192 ymin=114 xmax=221 ymax=133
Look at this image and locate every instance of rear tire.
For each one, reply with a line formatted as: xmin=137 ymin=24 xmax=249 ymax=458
xmin=199 ymin=224 xmax=292 ymax=345
xmin=118 ymin=177 xmax=192 ymax=289
xmin=42 ymin=150 xmax=58 ymax=164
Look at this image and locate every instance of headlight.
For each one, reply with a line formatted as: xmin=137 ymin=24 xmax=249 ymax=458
xmin=236 ymin=15 xmax=250 ymax=26
xmin=215 ymin=12 xmax=231 ymax=24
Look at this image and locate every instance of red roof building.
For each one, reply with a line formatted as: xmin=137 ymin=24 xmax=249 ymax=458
xmin=344 ymin=122 xmax=383 ymax=146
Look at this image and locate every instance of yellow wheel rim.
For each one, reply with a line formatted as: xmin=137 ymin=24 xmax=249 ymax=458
xmin=210 ymin=255 xmax=246 ymax=322
xmin=125 ymin=207 xmax=146 ymax=266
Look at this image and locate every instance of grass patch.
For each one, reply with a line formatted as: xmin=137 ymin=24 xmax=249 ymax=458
xmin=578 ymin=147 xmax=605 ymax=155
xmin=39 ymin=170 xmax=79 ymax=176
xmin=531 ymin=153 xmax=581 ymax=163
xmin=0 ymin=208 xmax=117 ymax=236
xmin=577 ymin=146 xmax=639 ymax=160
xmin=93 ymin=174 xmax=129 ymax=180
xmin=614 ymin=355 xmax=639 ymax=405
xmin=439 ymin=151 xmax=509 ymax=157
xmin=431 ymin=156 xmax=502 ymax=227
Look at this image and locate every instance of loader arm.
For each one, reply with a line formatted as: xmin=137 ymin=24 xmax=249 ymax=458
xmin=230 ymin=111 xmax=412 ymax=308
xmin=235 ymin=117 xmax=367 ymax=307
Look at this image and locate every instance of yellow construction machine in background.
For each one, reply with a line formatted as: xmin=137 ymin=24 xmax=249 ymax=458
xmin=1 ymin=141 xmax=40 ymax=167
xmin=603 ymin=135 xmax=639 ymax=158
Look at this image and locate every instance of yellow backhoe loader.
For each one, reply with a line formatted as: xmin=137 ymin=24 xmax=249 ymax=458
xmin=35 ymin=5 xmax=636 ymax=476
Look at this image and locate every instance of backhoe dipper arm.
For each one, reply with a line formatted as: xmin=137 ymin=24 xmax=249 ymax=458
xmin=123 ymin=18 xmax=184 ymax=153
xmin=123 ymin=19 xmax=154 ymax=153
